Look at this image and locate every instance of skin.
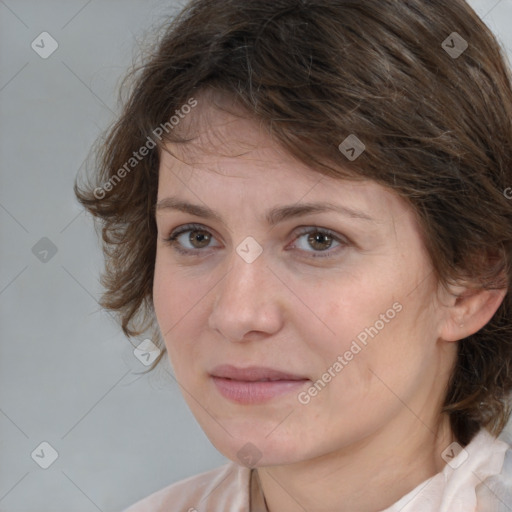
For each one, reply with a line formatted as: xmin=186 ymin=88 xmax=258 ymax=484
xmin=152 ymin=94 xmax=506 ymax=512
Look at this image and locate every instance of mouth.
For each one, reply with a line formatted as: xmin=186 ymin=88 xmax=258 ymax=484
xmin=210 ymin=364 xmax=310 ymax=404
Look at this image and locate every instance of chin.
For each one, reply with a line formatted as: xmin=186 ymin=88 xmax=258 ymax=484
xmin=200 ymin=418 xmax=312 ymax=467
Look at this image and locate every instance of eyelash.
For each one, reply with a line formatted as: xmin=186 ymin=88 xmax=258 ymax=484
xmin=162 ymin=223 xmax=349 ymax=259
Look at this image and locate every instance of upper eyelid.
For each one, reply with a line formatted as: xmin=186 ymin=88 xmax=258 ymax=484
xmin=166 ymin=223 xmax=216 ymax=239
xmin=166 ymin=223 xmax=341 ymax=238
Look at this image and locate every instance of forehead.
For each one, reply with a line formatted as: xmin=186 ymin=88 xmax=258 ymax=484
xmin=156 ymin=94 xmax=409 ymax=224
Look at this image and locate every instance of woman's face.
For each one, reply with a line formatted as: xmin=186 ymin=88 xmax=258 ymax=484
xmin=153 ymin=100 xmax=457 ymax=467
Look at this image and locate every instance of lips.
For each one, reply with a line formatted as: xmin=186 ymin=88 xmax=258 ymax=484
xmin=210 ymin=364 xmax=309 ymax=404
xmin=211 ymin=364 xmax=307 ymax=382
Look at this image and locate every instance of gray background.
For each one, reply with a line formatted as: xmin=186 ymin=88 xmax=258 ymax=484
xmin=1 ymin=1 xmax=512 ymax=510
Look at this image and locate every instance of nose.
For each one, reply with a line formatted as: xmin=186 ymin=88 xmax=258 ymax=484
xmin=207 ymin=249 xmax=285 ymax=343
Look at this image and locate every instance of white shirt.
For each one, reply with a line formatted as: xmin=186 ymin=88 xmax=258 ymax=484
xmin=384 ymin=429 xmax=512 ymax=511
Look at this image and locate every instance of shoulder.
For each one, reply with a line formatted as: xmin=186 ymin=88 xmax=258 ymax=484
xmin=475 ymin=430 xmax=512 ymax=511
xmin=385 ymin=428 xmax=512 ymax=512
xmin=122 ymin=462 xmax=252 ymax=512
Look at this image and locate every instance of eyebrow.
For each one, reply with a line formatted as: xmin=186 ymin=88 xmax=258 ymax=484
xmin=155 ymin=196 xmax=377 ymax=225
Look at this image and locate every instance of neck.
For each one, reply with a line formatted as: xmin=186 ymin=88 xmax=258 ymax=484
xmin=256 ymin=413 xmax=454 ymax=512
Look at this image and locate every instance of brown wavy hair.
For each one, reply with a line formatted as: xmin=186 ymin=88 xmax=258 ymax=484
xmin=74 ymin=0 xmax=512 ymax=446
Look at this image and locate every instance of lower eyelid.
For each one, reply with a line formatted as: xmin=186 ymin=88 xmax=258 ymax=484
xmin=290 ymin=236 xmax=346 ymax=258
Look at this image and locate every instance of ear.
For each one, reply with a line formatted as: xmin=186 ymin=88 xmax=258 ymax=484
xmin=438 ymin=283 xmax=507 ymax=342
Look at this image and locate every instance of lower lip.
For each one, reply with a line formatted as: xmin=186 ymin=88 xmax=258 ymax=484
xmin=211 ymin=376 xmax=309 ymax=404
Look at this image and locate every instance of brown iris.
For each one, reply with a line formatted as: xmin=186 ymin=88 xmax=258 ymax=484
xmin=307 ymin=232 xmax=332 ymax=251
xmin=188 ymin=229 xmax=211 ymax=249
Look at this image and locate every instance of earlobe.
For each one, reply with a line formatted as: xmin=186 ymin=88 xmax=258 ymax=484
xmin=439 ymin=285 xmax=507 ymax=342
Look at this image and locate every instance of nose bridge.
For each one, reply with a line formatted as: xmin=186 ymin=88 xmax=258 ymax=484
xmin=219 ymin=247 xmax=269 ymax=306
xmin=208 ymin=246 xmax=283 ymax=340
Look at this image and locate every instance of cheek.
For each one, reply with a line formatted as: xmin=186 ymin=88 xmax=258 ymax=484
xmin=294 ymin=275 xmax=390 ymax=357
xmin=153 ymin=253 xmax=203 ymax=321
xmin=152 ymin=260 xmax=176 ymax=329
xmin=293 ymin=271 xmax=421 ymax=403
xmin=153 ymin=257 xmax=221 ymax=380
xmin=153 ymin=261 xmax=201 ymax=353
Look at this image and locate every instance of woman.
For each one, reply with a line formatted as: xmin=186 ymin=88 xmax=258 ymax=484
xmin=75 ymin=0 xmax=512 ymax=510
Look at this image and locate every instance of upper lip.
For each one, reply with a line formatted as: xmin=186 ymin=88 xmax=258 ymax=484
xmin=210 ymin=364 xmax=308 ymax=382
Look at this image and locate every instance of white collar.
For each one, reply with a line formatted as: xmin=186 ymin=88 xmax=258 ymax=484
xmin=382 ymin=429 xmax=510 ymax=512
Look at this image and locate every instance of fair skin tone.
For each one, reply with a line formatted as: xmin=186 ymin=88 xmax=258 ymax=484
xmin=152 ymin=96 xmax=506 ymax=512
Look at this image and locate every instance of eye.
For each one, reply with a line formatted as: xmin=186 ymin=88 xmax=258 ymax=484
xmin=290 ymin=227 xmax=348 ymax=258
xmin=162 ymin=223 xmax=349 ymax=259
xmin=163 ymin=223 xmax=220 ymax=255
